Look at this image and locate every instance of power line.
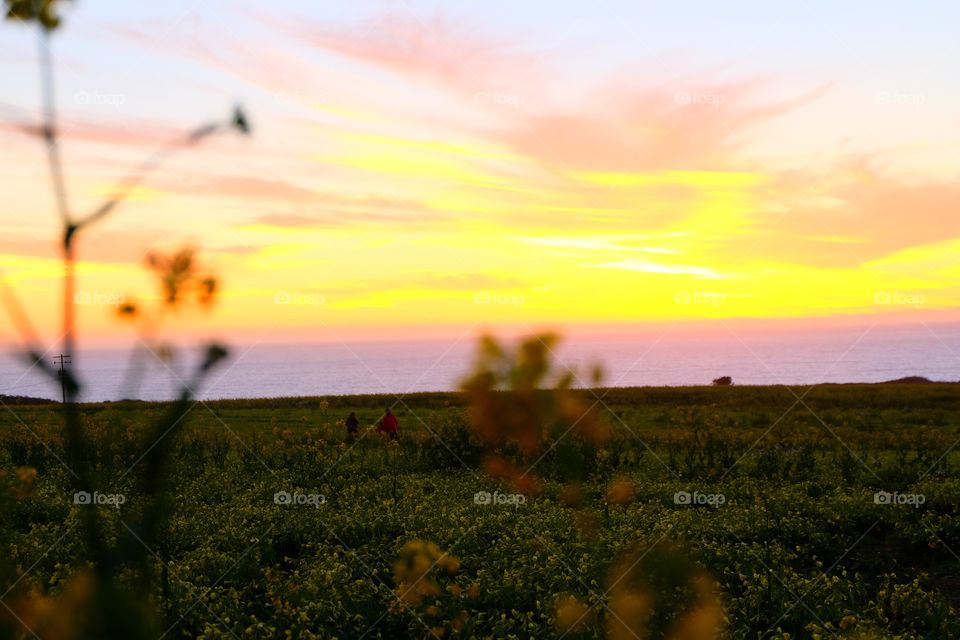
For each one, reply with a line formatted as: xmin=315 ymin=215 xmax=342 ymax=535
xmin=53 ymin=353 xmax=71 ymax=403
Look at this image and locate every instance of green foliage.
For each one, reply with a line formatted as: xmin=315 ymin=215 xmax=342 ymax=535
xmin=4 ymin=0 xmax=69 ymax=31
xmin=2 ymin=384 xmax=959 ymax=638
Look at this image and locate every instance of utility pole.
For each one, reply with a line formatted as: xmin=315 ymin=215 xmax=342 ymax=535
xmin=53 ymin=354 xmax=71 ymax=403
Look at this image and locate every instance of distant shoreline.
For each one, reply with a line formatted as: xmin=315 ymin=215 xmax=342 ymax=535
xmin=3 ymin=377 xmax=956 ymax=407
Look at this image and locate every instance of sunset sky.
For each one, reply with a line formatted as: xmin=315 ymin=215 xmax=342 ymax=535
xmin=2 ymin=1 xmax=959 ymax=346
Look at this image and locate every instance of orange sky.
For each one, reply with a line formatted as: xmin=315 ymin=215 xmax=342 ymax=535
xmin=2 ymin=2 xmax=959 ymax=347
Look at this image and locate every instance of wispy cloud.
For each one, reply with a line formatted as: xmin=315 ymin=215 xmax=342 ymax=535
xmin=515 ymin=235 xmax=681 ymax=255
xmin=295 ymin=12 xmax=539 ymax=95
xmin=590 ymin=259 xmax=725 ymax=279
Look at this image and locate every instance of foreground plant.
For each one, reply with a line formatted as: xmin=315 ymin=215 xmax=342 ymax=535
xmin=392 ymin=540 xmax=472 ymax=638
xmin=460 ymin=333 xmax=609 ymax=494
xmin=0 ymin=2 xmax=249 ymax=637
xmin=463 ymin=335 xmax=726 ymax=640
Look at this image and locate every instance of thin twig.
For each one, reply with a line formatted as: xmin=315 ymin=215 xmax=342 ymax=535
xmin=75 ymin=121 xmax=229 ymax=231
xmin=37 ymin=23 xmax=70 ymax=224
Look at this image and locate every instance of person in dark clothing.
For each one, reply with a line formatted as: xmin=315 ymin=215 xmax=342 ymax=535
xmin=345 ymin=412 xmax=359 ymax=440
xmin=376 ymin=407 xmax=399 ymax=440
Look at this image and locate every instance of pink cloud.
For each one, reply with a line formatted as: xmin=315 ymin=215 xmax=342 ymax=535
xmin=252 ymin=206 xmax=443 ymax=230
xmin=0 ymin=116 xmax=185 ymax=148
xmin=763 ymin=166 xmax=960 ymax=266
xmin=106 ymin=21 xmax=330 ymax=100
xmin=0 ymin=227 xmax=173 ymax=263
xmin=494 ymin=81 xmax=826 ymax=172
xmin=287 ymin=11 xmax=541 ymax=100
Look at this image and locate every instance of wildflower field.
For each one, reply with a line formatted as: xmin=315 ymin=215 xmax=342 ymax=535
xmin=2 ymin=381 xmax=959 ymax=639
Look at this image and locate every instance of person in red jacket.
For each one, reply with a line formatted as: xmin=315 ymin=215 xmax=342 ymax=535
xmin=377 ymin=407 xmax=399 ymax=440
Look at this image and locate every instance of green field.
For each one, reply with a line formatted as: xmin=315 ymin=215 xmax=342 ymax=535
xmin=2 ymin=384 xmax=960 ymax=639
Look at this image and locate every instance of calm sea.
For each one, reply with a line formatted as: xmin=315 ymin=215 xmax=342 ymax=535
xmin=2 ymin=324 xmax=959 ymax=402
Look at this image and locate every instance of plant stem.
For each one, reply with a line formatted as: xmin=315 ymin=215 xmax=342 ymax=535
xmin=37 ymin=25 xmax=70 ymax=223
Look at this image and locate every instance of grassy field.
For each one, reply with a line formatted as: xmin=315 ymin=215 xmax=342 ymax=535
xmin=2 ymin=383 xmax=960 ymax=639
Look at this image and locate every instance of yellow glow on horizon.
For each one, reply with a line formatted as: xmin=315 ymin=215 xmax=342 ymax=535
xmin=3 ymin=12 xmax=959 ymax=349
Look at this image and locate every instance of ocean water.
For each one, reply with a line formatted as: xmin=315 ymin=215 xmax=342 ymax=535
xmin=1 ymin=324 xmax=958 ymax=402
